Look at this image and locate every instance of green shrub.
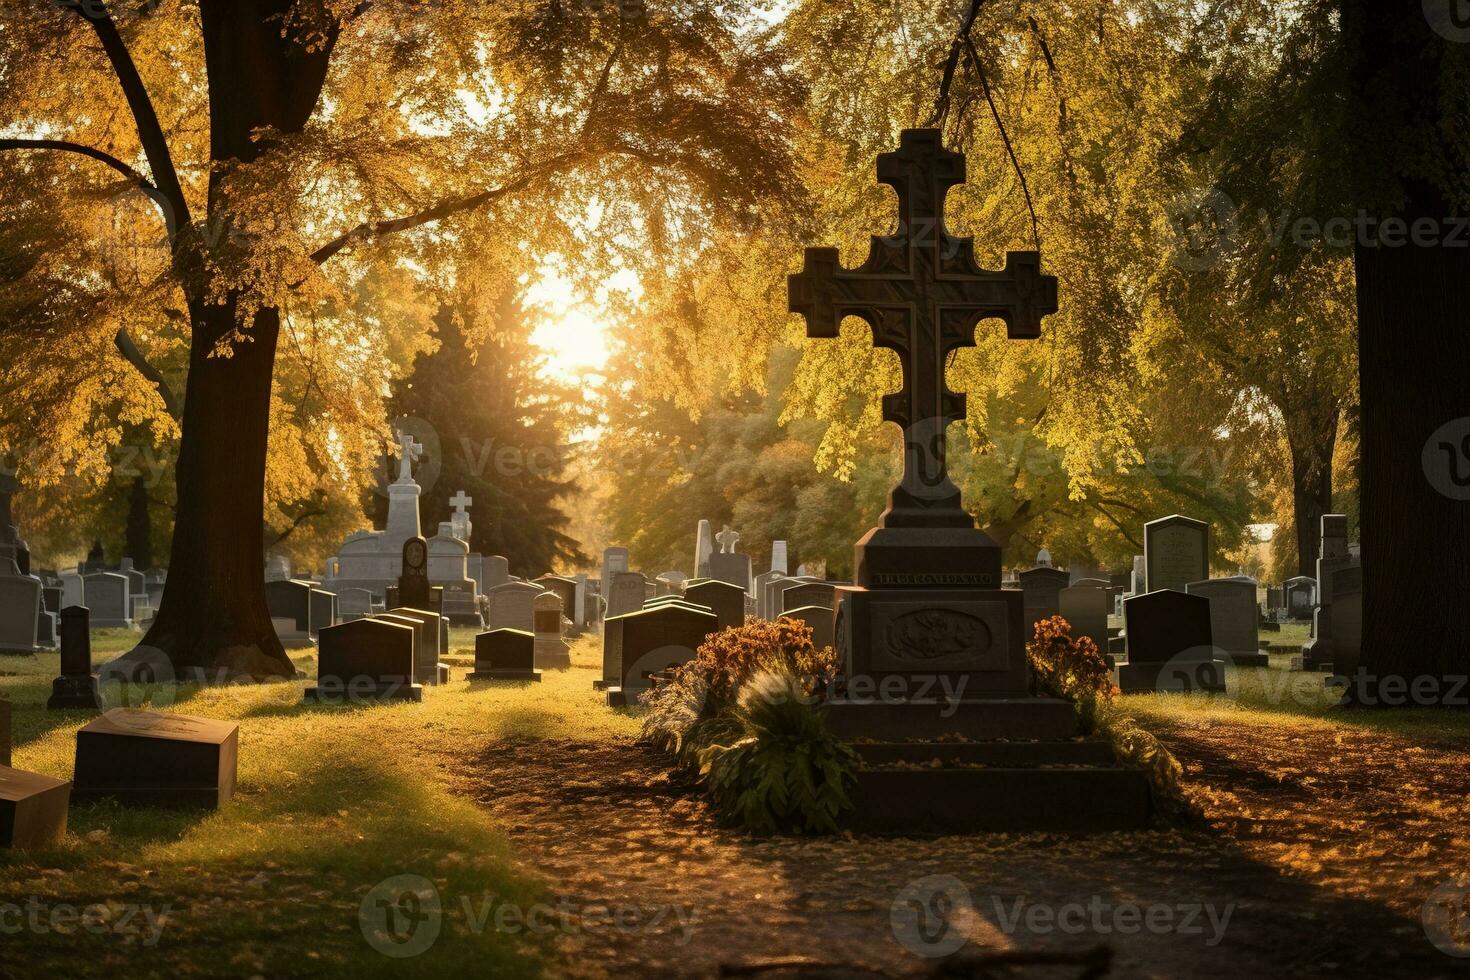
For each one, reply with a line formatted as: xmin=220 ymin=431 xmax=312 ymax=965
xmin=698 ymin=668 xmax=860 ymax=836
xmin=1027 ymin=615 xmax=1199 ymax=823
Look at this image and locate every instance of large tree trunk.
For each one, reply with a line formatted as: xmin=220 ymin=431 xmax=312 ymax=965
xmin=1284 ymin=399 xmax=1338 ymax=577
xmin=135 ymin=301 xmax=291 ymax=679
xmin=1345 ymin=3 xmax=1470 ymax=703
xmin=122 ymin=1 xmax=339 ymax=681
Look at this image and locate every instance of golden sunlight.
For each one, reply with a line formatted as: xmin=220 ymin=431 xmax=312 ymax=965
xmin=525 ymin=264 xmax=621 ymax=384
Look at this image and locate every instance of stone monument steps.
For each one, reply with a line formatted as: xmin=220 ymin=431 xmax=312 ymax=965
xmin=846 ymin=765 xmax=1153 ymax=834
xmin=820 ymin=698 xmax=1080 ymax=742
xmin=852 ymin=738 xmax=1119 ymax=767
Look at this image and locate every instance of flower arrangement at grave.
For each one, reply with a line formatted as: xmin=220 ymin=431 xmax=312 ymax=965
xmin=1027 ymin=616 xmax=1197 ymax=822
xmin=640 ymin=619 xmax=856 ymax=835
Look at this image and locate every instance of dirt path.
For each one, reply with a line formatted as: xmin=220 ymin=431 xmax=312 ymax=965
xmin=457 ymin=725 xmax=1468 ymax=979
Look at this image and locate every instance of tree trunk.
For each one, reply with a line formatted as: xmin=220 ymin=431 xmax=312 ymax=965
xmin=135 ymin=301 xmax=291 ymax=680
xmin=1284 ymin=400 xmax=1338 ymax=577
xmin=1345 ymin=3 xmax=1470 ymax=703
xmin=122 ymin=1 xmax=340 ymax=680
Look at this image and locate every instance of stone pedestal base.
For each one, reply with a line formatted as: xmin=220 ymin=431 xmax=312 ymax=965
xmin=853 ymin=526 xmax=1002 ymax=589
xmin=534 ymin=637 xmax=571 ymax=670
xmin=467 ymin=668 xmax=541 ymax=683
xmin=1118 ymin=658 xmax=1226 ymax=693
xmin=304 ymin=680 xmax=423 ymax=703
xmin=834 ymin=586 xmax=1028 ymax=696
xmin=47 ymin=675 xmax=102 ymax=711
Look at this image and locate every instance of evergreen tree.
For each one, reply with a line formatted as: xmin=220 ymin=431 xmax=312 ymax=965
xmin=377 ymin=296 xmax=589 ymax=577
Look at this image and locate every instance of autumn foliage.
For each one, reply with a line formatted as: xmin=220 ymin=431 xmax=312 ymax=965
xmin=1027 ymin=614 xmax=1117 ymax=704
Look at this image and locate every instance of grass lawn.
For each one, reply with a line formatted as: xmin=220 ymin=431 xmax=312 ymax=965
xmin=0 ymin=630 xmax=634 ymax=979
xmin=2 ymin=631 xmax=1467 ymax=977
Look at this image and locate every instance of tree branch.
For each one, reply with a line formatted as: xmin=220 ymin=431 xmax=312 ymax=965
xmin=0 ymin=137 xmax=176 ymax=227
xmin=308 ymin=152 xmax=586 ymax=265
xmin=61 ymin=1 xmax=191 ymax=241
xmin=114 ymin=328 xmax=181 ymax=420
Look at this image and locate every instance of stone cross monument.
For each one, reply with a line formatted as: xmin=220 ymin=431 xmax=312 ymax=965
xmin=790 ymin=128 xmax=1057 ymax=590
xmin=788 ymin=128 xmax=1058 ymax=695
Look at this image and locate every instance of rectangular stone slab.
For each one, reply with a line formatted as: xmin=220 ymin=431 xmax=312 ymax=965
xmin=72 ymin=709 xmax=239 ymax=809
xmin=0 ymin=766 xmax=70 ymax=848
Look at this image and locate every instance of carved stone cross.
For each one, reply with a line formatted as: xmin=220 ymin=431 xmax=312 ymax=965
xmin=449 ymin=490 xmax=472 ymax=513
xmin=715 ymin=525 xmax=740 ymax=554
xmin=789 ymin=129 xmax=1058 ymax=528
xmin=394 ymin=430 xmax=424 ymax=484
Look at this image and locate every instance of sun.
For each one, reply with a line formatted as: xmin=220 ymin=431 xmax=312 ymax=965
xmin=525 ymin=264 xmax=620 ymax=384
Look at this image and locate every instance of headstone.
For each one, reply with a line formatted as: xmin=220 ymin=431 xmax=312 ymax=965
xmin=484 ymin=580 xmax=542 ymax=632
xmin=1057 ymin=584 xmax=1109 ymax=653
xmin=781 ymin=604 xmax=835 ymax=652
xmin=753 ymin=570 xmax=788 ymax=619
xmin=469 ymin=628 xmax=539 ymax=682
xmin=264 ymin=554 xmax=292 ymax=582
xmin=684 ymin=579 xmax=745 ymax=631
xmin=397 ymin=536 xmax=432 ymax=610
xmin=381 ymin=607 xmax=448 ymax=685
xmin=606 ymin=571 xmax=646 ymax=618
xmin=1187 ymin=577 xmax=1266 ymax=668
xmin=603 ymin=602 xmax=718 ymax=707
xmin=0 ymin=766 xmax=70 ymax=849
xmin=309 ymin=588 xmax=338 ymax=638
xmin=1119 ymin=591 xmax=1225 ymax=693
xmin=779 ymin=580 xmax=836 ymax=614
xmin=449 ymin=490 xmax=473 ymax=541
xmin=48 ymin=606 xmax=103 ymax=710
xmin=1302 ymin=515 xmax=1360 ymax=671
xmin=80 ymin=572 xmax=132 ymax=629
xmin=60 ymin=571 xmax=84 ymax=609
xmin=654 ymin=571 xmax=687 ymax=596
xmin=534 ymin=576 xmax=580 ymax=634
xmin=770 ymin=540 xmax=789 ymax=576
xmin=1035 ymin=548 xmax=1053 ymax=568
xmin=0 ymin=476 xmax=31 ymax=576
xmin=694 ymin=520 xmax=714 ymax=578
xmin=266 ymin=579 xmax=314 ymax=648
xmin=0 ymin=573 xmax=42 ymax=655
xmin=708 ymin=551 xmax=753 ymax=595
xmin=483 ymin=555 xmax=510 ymax=590
xmin=1321 ymin=565 xmax=1362 ymax=675
xmin=1284 ymin=576 xmax=1316 ymax=619
xmin=1144 ymin=515 xmax=1210 ymax=593
xmin=306 ymin=617 xmax=421 ymax=702
xmin=1130 ymin=555 xmax=1146 ymax=594
xmin=533 ymin=592 xmax=571 ymax=669
xmin=36 ymin=586 xmax=60 ymax=648
xmin=337 ymin=587 xmax=376 ymax=621
xmin=1018 ymin=566 xmax=1070 ymax=638
xmin=72 ymin=709 xmax=240 ymax=808
xmin=600 ymin=547 xmax=629 ymax=606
